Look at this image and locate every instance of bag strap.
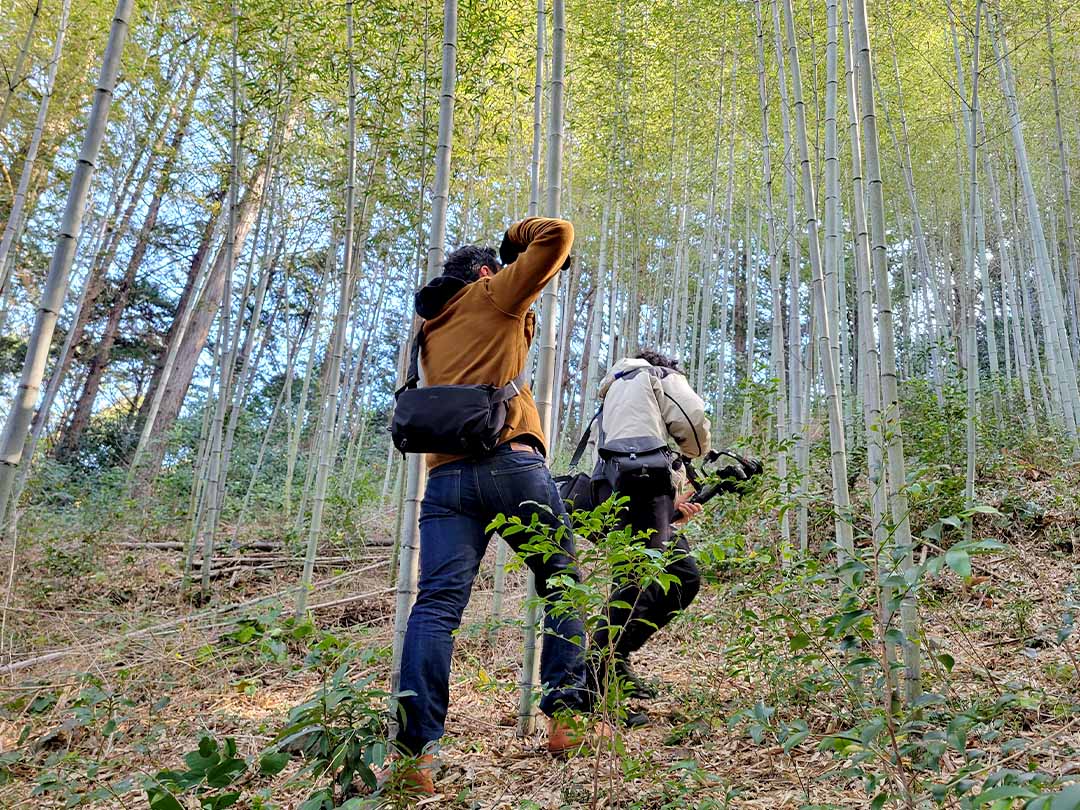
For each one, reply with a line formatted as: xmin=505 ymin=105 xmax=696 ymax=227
xmin=407 ymin=329 xmax=423 ymax=383
xmin=397 ymin=324 xmax=528 ymax=402
xmin=612 ymin=366 xmax=648 ymax=383
xmin=490 ymin=363 xmax=529 ymax=404
xmin=394 ymin=328 xmax=424 ymax=397
xmin=568 ymin=406 xmax=603 ymax=469
xmin=613 ymin=365 xmax=672 ymax=383
xmin=663 ymin=391 xmax=704 ymax=457
xmin=682 ymin=457 xmax=702 ymax=492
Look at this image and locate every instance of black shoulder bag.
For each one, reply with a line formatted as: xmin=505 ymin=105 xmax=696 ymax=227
xmin=390 ymin=328 xmax=527 ymax=456
xmin=554 ymin=407 xmax=602 ymax=511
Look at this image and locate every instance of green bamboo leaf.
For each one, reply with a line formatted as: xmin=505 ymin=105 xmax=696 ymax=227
xmin=782 ymin=729 xmax=809 ymax=752
xmin=205 ymin=757 xmax=247 ymax=788
xmin=259 ymin=751 xmax=290 ymax=775
xmin=789 ymin=632 xmax=811 ymax=652
xmin=972 ymin=784 xmax=1037 ymax=804
xmin=147 ymin=791 xmax=184 ymax=810
xmin=945 ymin=547 xmax=972 ymax=578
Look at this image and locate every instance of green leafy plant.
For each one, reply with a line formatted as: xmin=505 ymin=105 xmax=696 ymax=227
xmin=490 ymin=493 xmax=723 ymax=804
xmin=219 ymin=608 xmax=318 ymax=664
xmin=146 ymin=735 xmax=250 ymax=810
xmin=270 ymin=657 xmax=392 ymax=808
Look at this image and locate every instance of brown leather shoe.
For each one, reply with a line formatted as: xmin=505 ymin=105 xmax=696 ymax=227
xmin=547 ymin=716 xmax=580 ymax=757
xmin=547 ymin=716 xmax=615 ymax=758
xmin=372 ymin=752 xmax=437 ymax=796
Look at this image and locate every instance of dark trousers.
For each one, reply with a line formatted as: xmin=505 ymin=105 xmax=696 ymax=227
xmin=591 ymin=479 xmax=701 ymax=660
xmin=395 ymin=446 xmax=588 ymax=755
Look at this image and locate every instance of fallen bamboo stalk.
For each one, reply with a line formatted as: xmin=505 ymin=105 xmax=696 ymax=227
xmin=0 ymin=560 xmax=390 ymax=675
xmin=308 ymin=587 xmax=394 ymax=612
xmin=114 ymin=541 xmax=284 ymax=551
xmin=115 ymin=539 xmax=394 ymax=552
xmin=192 ymin=555 xmax=362 ymax=567
xmin=204 ymin=560 xmax=358 ymax=579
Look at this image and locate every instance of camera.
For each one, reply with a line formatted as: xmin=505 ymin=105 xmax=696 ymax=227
xmin=683 ymin=450 xmax=763 ymax=505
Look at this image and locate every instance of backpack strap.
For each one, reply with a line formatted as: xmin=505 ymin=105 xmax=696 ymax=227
xmin=568 ymin=405 xmax=603 ymax=469
xmin=613 ymin=365 xmax=672 ymax=383
xmin=612 ymin=367 xmax=644 ymax=382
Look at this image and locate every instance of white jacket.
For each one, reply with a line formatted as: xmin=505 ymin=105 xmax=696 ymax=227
xmin=592 ymin=357 xmax=711 ymax=461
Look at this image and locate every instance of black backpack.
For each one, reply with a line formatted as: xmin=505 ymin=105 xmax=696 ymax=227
xmin=555 ymin=365 xmax=678 ymax=509
xmin=390 ymin=328 xmax=527 ymax=456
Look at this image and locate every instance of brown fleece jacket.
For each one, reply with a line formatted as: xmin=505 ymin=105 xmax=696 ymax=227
xmin=417 ymin=217 xmax=574 ymax=469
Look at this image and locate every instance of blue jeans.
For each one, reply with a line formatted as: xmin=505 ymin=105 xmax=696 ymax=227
xmin=395 ymin=446 xmax=588 ymax=754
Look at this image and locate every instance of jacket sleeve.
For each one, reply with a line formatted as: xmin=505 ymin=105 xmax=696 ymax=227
xmin=487 ymin=217 xmax=574 ymax=316
xmin=659 ymin=373 xmax=711 ymax=458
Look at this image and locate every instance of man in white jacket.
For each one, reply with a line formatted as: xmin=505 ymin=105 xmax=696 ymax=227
xmin=587 ymin=349 xmax=711 ymax=712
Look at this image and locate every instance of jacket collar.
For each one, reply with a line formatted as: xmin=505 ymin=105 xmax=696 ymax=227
xmin=414 ymin=275 xmax=470 ymax=319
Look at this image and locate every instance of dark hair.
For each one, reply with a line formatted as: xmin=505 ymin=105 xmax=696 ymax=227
xmin=442 ymin=245 xmax=499 ymax=282
xmin=637 ymin=349 xmax=682 ymax=371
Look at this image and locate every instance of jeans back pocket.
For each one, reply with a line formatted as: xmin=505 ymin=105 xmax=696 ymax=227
xmin=423 ymin=467 xmax=462 ymax=514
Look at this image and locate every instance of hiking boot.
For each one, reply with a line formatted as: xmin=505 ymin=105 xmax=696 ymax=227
xmin=614 ymin=659 xmax=659 ymax=700
xmin=622 ymin=708 xmax=649 ymax=728
xmin=547 ymin=716 xmax=615 ymax=758
xmin=370 ymin=752 xmax=437 ymax=797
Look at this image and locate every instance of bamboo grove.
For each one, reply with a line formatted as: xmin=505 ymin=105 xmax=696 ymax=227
xmin=1 ymin=0 xmax=1080 ymax=757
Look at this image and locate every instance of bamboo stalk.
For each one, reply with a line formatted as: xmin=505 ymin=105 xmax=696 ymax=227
xmin=519 ymin=0 xmax=566 ymax=737
xmin=851 ymin=0 xmax=921 ymax=704
xmin=391 ymin=0 xmax=458 ymax=703
xmin=294 ymin=0 xmax=359 ymax=618
xmin=781 ymin=0 xmax=854 ymax=561
xmin=0 ymin=0 xmax=136 ymax=529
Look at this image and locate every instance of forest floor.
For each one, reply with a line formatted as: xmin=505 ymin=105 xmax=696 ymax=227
xmin=1 ymin=446 xmax=1079 ymax=808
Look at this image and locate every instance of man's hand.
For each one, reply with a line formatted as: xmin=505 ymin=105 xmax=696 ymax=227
xmin=500 ymin=227 xmax=572 ymax=270
xmin=673 ymin=491 xmax=704 ymax=525
xmin=499 ymin=230 xmax=525 ymax=266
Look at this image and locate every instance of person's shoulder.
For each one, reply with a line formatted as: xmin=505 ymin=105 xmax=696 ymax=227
xmin=658 ymin=369 xmax=698 ymax=399
xmin=422 ymin=279 xmax=525 ymax=326
xmin=475 ymin=277 xmax=532 ymax=320
xmin=659 ymin=368 xmax=695 ymax=390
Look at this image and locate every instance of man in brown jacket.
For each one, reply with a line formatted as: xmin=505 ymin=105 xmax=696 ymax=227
xmin=392 ymin=218 xmax=591 ymax=791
